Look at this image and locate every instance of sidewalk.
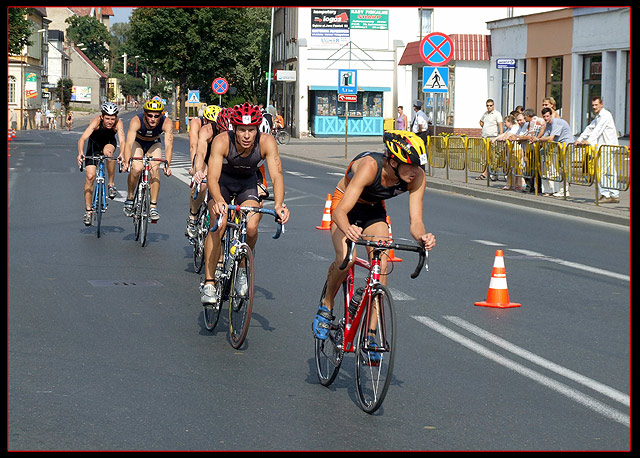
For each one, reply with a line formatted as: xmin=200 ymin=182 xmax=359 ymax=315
xmin=71 ymin=115 xmax=629 ymax=227
xmin=277 ymin=136 xmax=630 ymax=227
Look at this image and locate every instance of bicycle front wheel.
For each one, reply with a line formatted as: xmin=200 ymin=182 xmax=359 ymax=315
xmin=314 ymin=281 xmax=345 ymax=386
xmin=228 ymin=244 xmax=255 ymax=349
xmin=193 ymin=204 xmax=208 ymax=273
xmin=203 ymin=282 xmax=222 ymax=331
xmin=139 ymin=185 xmax=150 ymax=247
xmin=355 ymin=284 xmax=395 ymax=414
xmin=95 ymin=184 xmax=103 ymax=238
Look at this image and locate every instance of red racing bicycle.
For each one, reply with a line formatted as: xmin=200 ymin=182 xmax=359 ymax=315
xmin=314 ymin=236 xmax=427 ymax=414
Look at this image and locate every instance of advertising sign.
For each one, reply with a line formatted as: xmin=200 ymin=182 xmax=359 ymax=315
xmin=350 ymin=9 xmax=388 ymax=30
xmin=71 ymin=86 xmax=92 ymax=102
xmin=25 ymin=72 xmax=38 ymax=99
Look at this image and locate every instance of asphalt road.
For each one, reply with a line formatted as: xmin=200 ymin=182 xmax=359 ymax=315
xmin=8 ymin=121 xmax=630 ymax=451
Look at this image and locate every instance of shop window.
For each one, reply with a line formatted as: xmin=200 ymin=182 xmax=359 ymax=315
xmin=545 ymin=56 xmax=563 ymax=115
xmin=312 ymin=90 xmax=383 ymax=118
xmin=581 ymin=53 xmax=601 ymax=132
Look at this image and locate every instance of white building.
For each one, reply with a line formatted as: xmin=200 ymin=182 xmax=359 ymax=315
xmin=269 ymin=7 xmax=562 ymax=138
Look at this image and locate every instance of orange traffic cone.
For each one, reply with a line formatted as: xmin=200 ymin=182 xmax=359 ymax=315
xmin=315 ymin=194 xmax=332 ymax=230
xmin=385 ymin=216 xmax=402 ymax=262
xmin=474 ymin=250 xmax=521 ymax=308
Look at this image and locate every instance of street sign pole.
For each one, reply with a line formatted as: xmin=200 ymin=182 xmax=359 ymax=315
xmin=344 ymin=102 xmax=349 ymax=159
xmin=419 ymin=33 xmax=453 ymax=143
xmin=338 ymin=69 xmax=357 ymax=159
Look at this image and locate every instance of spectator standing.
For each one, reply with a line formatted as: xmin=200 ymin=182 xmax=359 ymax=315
xmin=396 ymin=106 xmax=408 ymax=131
xmin=490 ymin=115 xmax=518 ymax=190
xmin=575 ymin=97 xmax=621 ymax=203
xmin=534 ymin=107 xmax=574 ymax=196
xmin=10 ymin=109 xmax=17 ymax=130
xmin=410 ymin=100 xmax=430 ymax=147
xmin=542 ymin=97 xmax=560 ymax=118
xmin=35 ymin=109 xmax=42 ymax=130
xmin=477 ymin=99 xmax=503 ymax=180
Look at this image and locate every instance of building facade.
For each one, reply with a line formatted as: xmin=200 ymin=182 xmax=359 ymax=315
xmin=269 ymin=7 xmax=629 ymax=140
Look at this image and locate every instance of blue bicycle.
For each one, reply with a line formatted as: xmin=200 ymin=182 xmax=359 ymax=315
xmin=79 ymin=154 xmax=120 ymax=238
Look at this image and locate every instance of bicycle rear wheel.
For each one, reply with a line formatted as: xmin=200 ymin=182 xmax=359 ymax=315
xmin=193 ymin=203 xmax=208 ymax=273
xmin=228 ymin=244 xmax=255 ymax=349
xmin=95 ymin=183 xmax=103 ymax=238
xmin=314 ymin=281 xmax=345 ymax=386
xmin=276 ymin=130 xmax=290 ymax=145
xmin=355 ymin=284 xmax=395 ymax=414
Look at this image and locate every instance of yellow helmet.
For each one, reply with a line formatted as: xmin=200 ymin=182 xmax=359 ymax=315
xmin=203 ymin=105 xmax=222 ymax=122
xmin=143 ymin=100 xmax=164 ymax=112
xmin=383 ymin=130 xmax=427 ymax=167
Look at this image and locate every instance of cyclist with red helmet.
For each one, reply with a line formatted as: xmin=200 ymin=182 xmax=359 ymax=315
xmin=312 ymin=130 xmax=436 ymax=340
xmin=121 ymin=99 xmax=174 ymax=222
xmin=200 ymin=102 xmax=290 ymax=307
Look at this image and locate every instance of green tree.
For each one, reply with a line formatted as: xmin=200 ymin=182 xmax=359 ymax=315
xmin=8 ymin=7 xmax=34 ymax=55
xmin=55 ymin=78 xmax=74 ymax=117
xmin=127 ymin=7 xmax=271 ymax=132
xmin=65 ymin=15 xmax=112 ymax=72
xmin=120 ymin=75 xmax=147 ymax=101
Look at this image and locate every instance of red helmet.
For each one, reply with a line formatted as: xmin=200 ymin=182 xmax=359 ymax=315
xmin=216 ymin=107 xmax=232 ymax=132
xmin=229 ymin=102 xmax=263 ymax=126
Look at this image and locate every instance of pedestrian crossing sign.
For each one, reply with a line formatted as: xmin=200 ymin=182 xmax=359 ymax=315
xmin=422 ymin=66 xmax=449 ymax=93
xmin=188 ymin=90 xmax=200 ymax=104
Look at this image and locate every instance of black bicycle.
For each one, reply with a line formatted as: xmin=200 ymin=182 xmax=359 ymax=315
xmin=203 ymin=204 xmax=283 ymax=348
xmin=189 ymin=179 xmax=209 ymax=273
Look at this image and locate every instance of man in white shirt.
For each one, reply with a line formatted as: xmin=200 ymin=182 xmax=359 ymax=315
xmin=575 ymin=97 xmax=620 ymax=203
xmin=410 ymin=100 xmax=430 ymax=154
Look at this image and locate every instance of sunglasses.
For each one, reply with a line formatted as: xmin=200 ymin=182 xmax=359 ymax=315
xmin=146 ymin=113 xmax=161 ymax=118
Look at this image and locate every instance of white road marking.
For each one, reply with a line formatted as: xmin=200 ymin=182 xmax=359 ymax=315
xmin=471 ymin=241 xmax=629 ymax=282
xmin=443 ymin=315 xmax=630 ymax=407
xmin=508 ymin=248 xmax=629 ymax=282
xmin=472 ymin=240 xmax=506 ymax=246
xmin=412 ymin=315 xmax=630 ymax=427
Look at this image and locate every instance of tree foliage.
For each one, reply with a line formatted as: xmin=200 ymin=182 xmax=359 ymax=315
xmin=65 ymin=15 xmax=112 ymax=71
xmin=126 ymin=7 xmax=271 ymax=131
xmin=8 ymin=7 xmax=34 ymax=55
xmin=55 ymin=78 xmax=74 ymax=116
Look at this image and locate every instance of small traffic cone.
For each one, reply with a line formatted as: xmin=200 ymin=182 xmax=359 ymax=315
xmin=474 ymin=250 xmax=520 ymax=308
xmin=385 ymin=216 xmax=402 ymax=262
xmin=315 ymin=194 xmax=332 ymax=230
xmin=11 ymin=129 xmax=16 ymax=139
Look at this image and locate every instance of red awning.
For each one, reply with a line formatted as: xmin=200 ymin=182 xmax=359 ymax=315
xmin=399 ymin=34 xmax=491 ymax=65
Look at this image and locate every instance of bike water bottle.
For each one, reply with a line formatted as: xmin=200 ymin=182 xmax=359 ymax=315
xmin=348 ymin=287 xmax=364 ymax=317
xmin=225 ymin=244 xmax=237 ymax=272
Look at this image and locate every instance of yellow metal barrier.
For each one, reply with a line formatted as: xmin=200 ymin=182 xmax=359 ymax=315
xmin=488 ymin=140 xmax=511 ymax=179
xmin=422 ymin=137 xmax=628 ymax=204
xmin=538 ymin=141 xmax=564 ymax=183
xmin=467 ymin=137 xmax=488 ymax=176
xmin=429 ymin=135 xmax=447 ymax=170
xmin=596 ymin=145 xmax=630 ymax=192
xmin=565 ymin=143 xmax=595 ymax=186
